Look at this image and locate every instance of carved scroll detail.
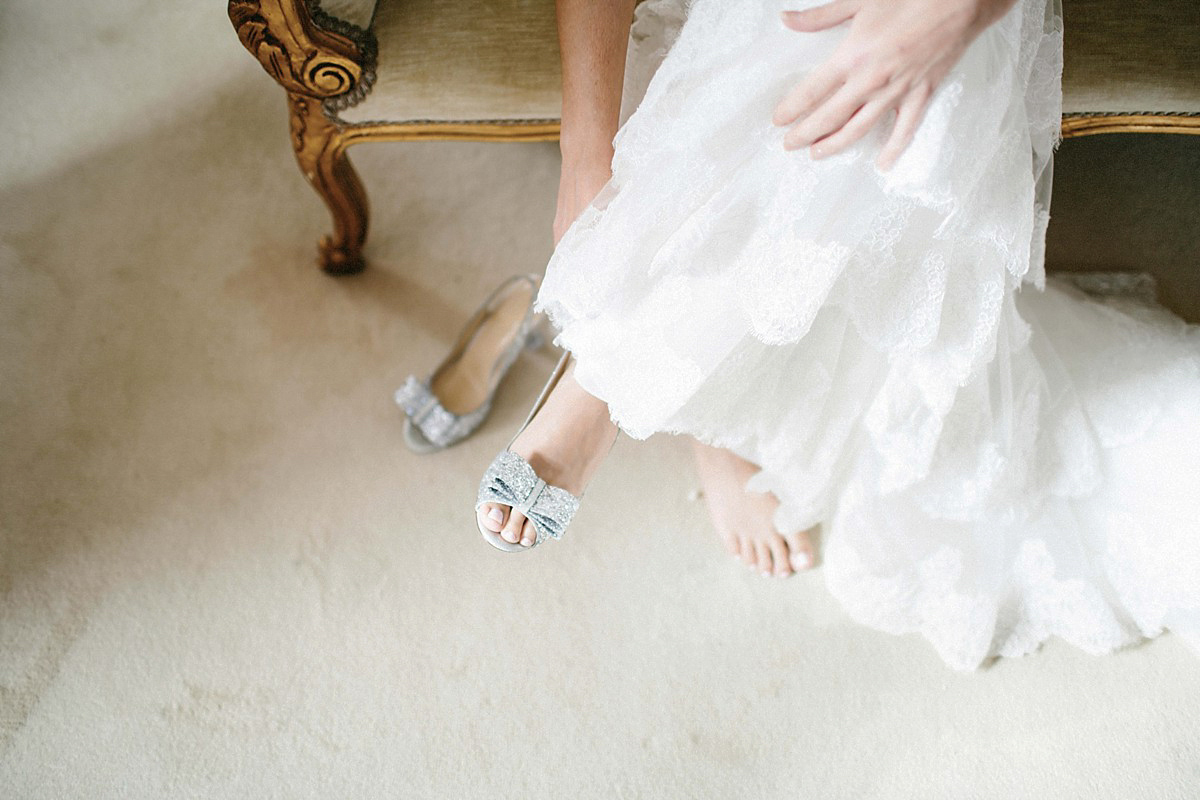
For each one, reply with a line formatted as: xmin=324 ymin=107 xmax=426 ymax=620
xmin=228 ymin=0 xmax=374 ymax=103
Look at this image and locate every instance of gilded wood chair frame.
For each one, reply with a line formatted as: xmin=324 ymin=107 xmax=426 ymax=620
xmin=229 ymin=0 xmax=1200 ymax=276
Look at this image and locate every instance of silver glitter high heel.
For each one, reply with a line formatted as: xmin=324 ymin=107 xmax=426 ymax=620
xmin=394 ymin=273 xmax=542 ymax=453
xmin=475 ymin=352 xmax=616 ymax=552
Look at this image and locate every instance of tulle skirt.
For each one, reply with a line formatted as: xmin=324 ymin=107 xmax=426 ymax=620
xmin=536 ymin=0 xmax=1200 ymax=670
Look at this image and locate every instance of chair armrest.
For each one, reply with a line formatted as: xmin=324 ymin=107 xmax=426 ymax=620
xmin=228 ymin=0 xmax=375 ymax=105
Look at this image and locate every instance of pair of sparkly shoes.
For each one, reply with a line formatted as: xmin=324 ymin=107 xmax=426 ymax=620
xmin=393 ymin=274 xmax=600 ymax=553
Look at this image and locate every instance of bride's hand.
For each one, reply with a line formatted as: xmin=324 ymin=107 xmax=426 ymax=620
xmin=772 ymin=0 xmax=1018 ymax=170
xmin=553 ymin=146 xmax=615 ymax=246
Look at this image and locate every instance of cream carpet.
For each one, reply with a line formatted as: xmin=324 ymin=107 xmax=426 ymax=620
xmin=2 ymin=2 xmax=1199 ymax=798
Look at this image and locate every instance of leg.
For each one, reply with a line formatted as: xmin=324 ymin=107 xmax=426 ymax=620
xmin=476 ymin=360 xmax=619 ymax=547
xmin=288 ymin=93 xmax=368 ymax=275
xmin=691 ymin=440 xmax=816 ymax=578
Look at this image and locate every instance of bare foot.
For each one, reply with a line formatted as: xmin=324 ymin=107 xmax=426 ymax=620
xmin=691 ymin=440 xmax=817 ymax=577
xmin=476 ymin=360 xmax=618 ymax=547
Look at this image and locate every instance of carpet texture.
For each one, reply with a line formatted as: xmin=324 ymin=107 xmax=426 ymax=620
xmin=2 ymin=2 xmax=1199 ymax=798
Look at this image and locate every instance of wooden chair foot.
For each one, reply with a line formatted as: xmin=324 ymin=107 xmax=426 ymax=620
xmin=319 ymin=237 xmax=367 ymax=275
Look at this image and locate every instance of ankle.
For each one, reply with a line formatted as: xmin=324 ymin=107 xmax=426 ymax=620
xmin=543 ymin=374 xmax=616 ymax=434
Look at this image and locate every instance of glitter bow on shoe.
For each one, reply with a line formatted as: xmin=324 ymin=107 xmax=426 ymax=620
xmin=476 ymin=450 xmax=581 ymax=548
xmin=394 ymin=375 xmax=488 ymax=451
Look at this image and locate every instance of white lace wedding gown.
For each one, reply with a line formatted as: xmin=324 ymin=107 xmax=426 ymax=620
xmin=535 ymin=0 xmax=1200 ymax=670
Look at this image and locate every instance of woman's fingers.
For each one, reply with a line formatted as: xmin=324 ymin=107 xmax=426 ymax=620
xmin=780 ymin=0 xmax=861 ymax=33
xmin=808 ymin=83 xmax=902 ymax=158
xmin=876 ymin=82 xmax=931 ymax=170
xmin=782 ymin=74 xmax=881 ymax=151
xmin=773 ymin=60 xmax=845 ymax=127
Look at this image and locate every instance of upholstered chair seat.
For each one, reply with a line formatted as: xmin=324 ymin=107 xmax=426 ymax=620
xmin=336 ymin=0 xmax=562 ymax=126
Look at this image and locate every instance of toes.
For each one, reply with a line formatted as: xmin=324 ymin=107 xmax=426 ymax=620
xmin=479 ymin=503 xmax=507 ymax=533
xmin=784 ymin=530 xmax=815 ymax=571
xmin=753 ymin=540 xmax=772 ymax=576
xmin=768 ymin=534 xmax=792 ymax=577
xmin=479 ymin=503 xmax=539 ymax=548
xmin=519 ymin=519 xmax=538 ymax=548
xmin=738 ymin=537 xmax=756 ymax=569
xmin=501 ymin=509 xmax=527 ymax=544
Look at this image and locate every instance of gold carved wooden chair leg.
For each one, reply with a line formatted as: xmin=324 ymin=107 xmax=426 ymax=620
xmin=228 ymin=0 xmax=375 ymax=274
xmin=288 ymin=93 xmax=369 ymax=274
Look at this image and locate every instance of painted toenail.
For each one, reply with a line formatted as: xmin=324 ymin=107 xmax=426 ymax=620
xmin=488 ymin=508 xmax=504 ymax=523
xmin=790 ymin=551 xmax=811 ymax=570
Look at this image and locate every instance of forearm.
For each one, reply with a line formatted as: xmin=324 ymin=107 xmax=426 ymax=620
xmin=555 ymin=0 xmax=638 ymax=163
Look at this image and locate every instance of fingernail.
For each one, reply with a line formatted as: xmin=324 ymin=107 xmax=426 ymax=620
xmin=488 ymin=508 xmax=504 ymax=523
xmin=790 ymin=552 xmax=812 ymax=570
xmin=521 ymin=538 xmax=533 ymax=547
